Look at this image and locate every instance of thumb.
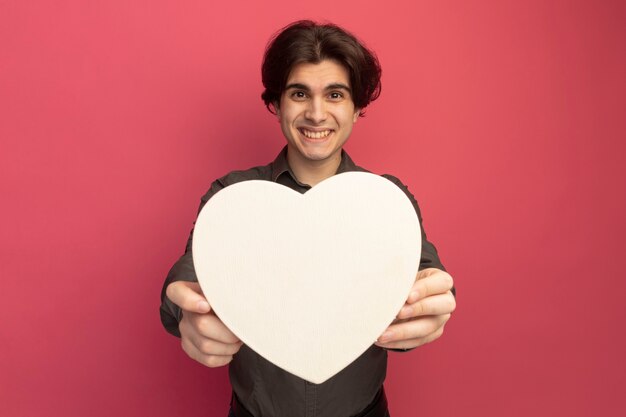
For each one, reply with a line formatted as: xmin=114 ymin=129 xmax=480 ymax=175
xmin=166 ymin=281 xmax=211 ymax=313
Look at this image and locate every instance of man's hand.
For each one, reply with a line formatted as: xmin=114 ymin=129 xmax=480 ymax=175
xmin=375 ymin=268 xmax=456 ymax=350
xmin=166 ymin=281 xmax=243 ymax=367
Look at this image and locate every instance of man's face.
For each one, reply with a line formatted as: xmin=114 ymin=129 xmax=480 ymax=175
xmin=277 ymin=59 xmax=360 ymax=164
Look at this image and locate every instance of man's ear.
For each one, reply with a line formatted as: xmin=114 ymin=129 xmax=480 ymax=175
xmin=353 ymin=109 xmax=361 ymax=123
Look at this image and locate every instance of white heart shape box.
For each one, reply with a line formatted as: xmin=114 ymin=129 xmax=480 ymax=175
xmin=192 ymin=171 xmax=422 ymax=384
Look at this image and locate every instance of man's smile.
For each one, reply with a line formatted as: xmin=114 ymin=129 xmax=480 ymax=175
xmin=298 ymin=128 xmax=333 ymax=139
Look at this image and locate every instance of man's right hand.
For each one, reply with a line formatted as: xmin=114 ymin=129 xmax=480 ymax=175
xmin=166 ymin=281 xmax=243 ymax=367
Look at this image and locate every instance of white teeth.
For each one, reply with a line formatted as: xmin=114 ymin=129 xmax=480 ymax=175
xmin=301 ymin=129 xmax=331 ymax=139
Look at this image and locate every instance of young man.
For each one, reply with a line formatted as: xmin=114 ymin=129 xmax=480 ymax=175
xmin=160 ymin=20 xmax=456 ymax=417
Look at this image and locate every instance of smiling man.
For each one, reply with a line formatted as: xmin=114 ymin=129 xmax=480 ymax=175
xmin=277 ymin=59 xmax=359 ymax=186
xmin=160 ymin=20 xmax=456 ymax=417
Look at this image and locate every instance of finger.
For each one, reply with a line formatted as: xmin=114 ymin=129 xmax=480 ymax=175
xmin=181 ymin=337 xmax=235 ymax=368
xmin=192 ymin=313 xmax=241 ymax=344
xmin=377 ymin=314 xmax=450 ymax=344
xmin=179 ymin=313 xmax=234 ymax=347
xmin=180 ymin=317 xmax=242 ymax=358
xmin=166 ymin=281 xmax=211 ymax=313
xmin=407 ymin=271 xmax=454 ymax=303
xmin=187 ymin=332 xmax=243 ymax=356
xmin=397 ymin=292 xmax=456 ymax=319
xmin=375 ymin=325 xmax=445 ymax=350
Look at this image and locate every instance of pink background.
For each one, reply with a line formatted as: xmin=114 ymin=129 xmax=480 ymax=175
xmin=2 ymin=1 xmax=625 ymax=416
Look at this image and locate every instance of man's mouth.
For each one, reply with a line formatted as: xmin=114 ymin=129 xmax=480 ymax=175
xmin=299 ymin=128 xmax=332 ymax=139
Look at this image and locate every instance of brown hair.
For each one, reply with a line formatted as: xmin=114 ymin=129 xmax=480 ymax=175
xmin=261 ymin=20 xmax=382 ymax=115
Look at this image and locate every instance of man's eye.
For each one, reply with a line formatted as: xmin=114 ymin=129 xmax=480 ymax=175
xmin=292 ymin=91 xmax=307 ymax=99
xmin=329 ymin=92 xmax=344 ymax=100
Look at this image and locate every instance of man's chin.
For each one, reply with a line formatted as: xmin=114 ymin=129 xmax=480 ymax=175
xmin=298 ymin=148 xmax=336 ymax=163
xmin=287 ymin=140 xmax=345 ymax=163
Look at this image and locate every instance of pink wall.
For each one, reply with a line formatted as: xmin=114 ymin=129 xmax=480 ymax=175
xmin=2 ymin=1 xmax=625 ymax=416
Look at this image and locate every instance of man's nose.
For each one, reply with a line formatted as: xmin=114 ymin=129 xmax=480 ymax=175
xmin=304 ymin=97 xmax=327 ymax=124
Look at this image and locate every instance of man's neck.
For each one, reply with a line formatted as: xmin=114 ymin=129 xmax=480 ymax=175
xmin=287 ymin=147 xmax=342 ymax=187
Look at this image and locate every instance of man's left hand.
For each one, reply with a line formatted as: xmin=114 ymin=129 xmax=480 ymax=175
xmin=375 ymin=268 xmax=456 ymax=350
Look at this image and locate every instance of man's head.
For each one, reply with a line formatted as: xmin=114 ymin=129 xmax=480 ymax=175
xmin=261 ymin=20 xmax=382 ymax=115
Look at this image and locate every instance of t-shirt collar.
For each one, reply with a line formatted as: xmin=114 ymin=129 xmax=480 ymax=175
xmin=270 ymin=145 xmax=357 ymax=185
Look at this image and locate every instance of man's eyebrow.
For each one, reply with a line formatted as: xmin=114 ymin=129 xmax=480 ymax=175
xmin=284 ymin=83 xmax=310 ymax=91
xmin=325 ymin=83 xmax=351 ymax=93
xmin=284 ymin=83 xmax=352 ymax=93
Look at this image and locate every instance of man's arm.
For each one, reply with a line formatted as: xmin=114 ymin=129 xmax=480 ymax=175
xmin=382 ymin=175 xmax=446 ymax=268
xmin=159 ymin=179 xmax=243 ymax=367
xmin=376 ymin=175 xmax=456 ymax=350
xmin=159 ymin=179 xmax=224 ymax=336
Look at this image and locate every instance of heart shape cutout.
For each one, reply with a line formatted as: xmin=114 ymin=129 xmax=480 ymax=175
xmin=192 ymin=172 xmax=421 ymax=383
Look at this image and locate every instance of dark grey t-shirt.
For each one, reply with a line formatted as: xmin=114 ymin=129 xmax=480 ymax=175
xmin=160 ymin=147 xmax=447 ymax=417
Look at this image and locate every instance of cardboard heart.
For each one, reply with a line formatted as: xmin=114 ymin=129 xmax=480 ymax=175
xmin=192 ymin=172 xmax=421 ymax=383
